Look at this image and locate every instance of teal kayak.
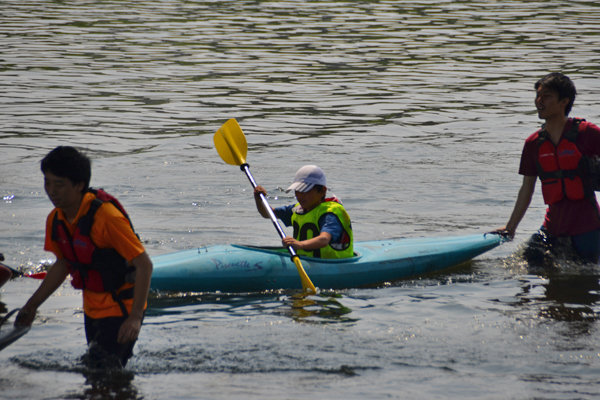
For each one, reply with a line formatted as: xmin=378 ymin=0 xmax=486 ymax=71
xmin=150 ymin=233 xmax=504 ymax=293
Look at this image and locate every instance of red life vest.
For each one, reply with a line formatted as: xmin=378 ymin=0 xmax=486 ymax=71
xmin=51 ymin=188 xmax=137 ymax=297
xmin=535 ymin=119 xmax=593 ymax=205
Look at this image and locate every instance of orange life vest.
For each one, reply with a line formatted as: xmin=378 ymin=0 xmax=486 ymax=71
xmin=535 ymin=119 xmax=592 ymax=204
xmin=51 ymin=188 xmax=137 ymax=316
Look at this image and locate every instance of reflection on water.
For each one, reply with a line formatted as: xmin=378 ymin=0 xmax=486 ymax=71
xmin=542 ymin=274 xmax=600 ymax=326
xmin=147 ymin=290 xmax=355 ymax=324
xmin=71 ymin=370 xmax=140 ymax=400
xmin=501 ymin=245 xmax=600 ymax=339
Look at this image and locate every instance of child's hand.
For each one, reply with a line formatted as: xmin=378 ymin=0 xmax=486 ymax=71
xmin=254 ymin=186 xmax=273 ymax=218
xmin=282 ymin=236 xmax=302 ymax=251
xmin=254 ymin=186 xmax=267 ymax=198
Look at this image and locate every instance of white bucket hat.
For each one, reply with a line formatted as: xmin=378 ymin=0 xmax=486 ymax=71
xmin=286 ymin=165 xmax=327 ymax=193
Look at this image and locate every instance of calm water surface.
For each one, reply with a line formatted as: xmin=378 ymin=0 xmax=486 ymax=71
xmin=1 ymin=1 xmax=600 ymax=399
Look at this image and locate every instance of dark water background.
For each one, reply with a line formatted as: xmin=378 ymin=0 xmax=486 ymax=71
xmin=1 ymin=1 xmax=600 ymax=399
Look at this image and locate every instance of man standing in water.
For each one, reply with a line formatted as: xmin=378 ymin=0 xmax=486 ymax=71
xmin=496 ymin=72 xmax=600 ymax=264
xmin=16 ymin=146 xmax=153 ymax=368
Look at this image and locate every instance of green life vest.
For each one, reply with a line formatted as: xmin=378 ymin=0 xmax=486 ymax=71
xmin=291 ymin=201 xmax=354 ymax=259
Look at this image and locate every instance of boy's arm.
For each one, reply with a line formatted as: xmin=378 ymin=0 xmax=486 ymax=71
xmin=117 ymin=251 xmax=153 ymax=344
xmin=16 ymin=259 xmax=70 ymax=326
xmin=254 ymin=186 xmax=274 ymax=219
xmin=497 ymin=175 xmax=537 ymax=237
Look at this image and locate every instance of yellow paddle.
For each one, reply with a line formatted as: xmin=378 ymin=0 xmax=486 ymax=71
xmin=214 ymin=118 xmax=317 ymax=295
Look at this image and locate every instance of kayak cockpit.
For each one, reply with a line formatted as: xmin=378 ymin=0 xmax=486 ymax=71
xmin=231 ymin=244 xmax=362 ymax=262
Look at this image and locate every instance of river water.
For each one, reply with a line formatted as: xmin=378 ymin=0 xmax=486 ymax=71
xmin=1 ymin=1 xmax=600 ymax=399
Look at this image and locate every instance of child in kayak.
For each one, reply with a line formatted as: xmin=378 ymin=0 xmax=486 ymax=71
xmin=254 ymin=165 xmax=354 ymax=259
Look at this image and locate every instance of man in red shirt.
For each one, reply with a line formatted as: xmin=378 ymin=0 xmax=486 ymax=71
xmin=497 ymin=73 xmax=600 ymax=264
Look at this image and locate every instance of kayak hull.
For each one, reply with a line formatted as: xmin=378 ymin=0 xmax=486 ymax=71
xmin=150 ymin=234 xmax=503 ymax=293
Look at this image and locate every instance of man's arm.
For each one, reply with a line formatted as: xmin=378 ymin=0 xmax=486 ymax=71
xmin=497 ymin=175 xmax=537 ymax=237
xmin=16 ymin=259 xmax=70 ymax=326
xmin=117 ymin=251 xmax=153 ymax=344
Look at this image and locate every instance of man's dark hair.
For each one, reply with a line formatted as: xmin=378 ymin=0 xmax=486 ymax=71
xmin=41 ymin=146 xmax=91 ymax=193
xmin=535 ymin=72 xmax=577 ymax=116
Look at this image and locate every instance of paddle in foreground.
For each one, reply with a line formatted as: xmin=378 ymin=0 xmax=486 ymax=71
xmin=214 ymin=118 xmax=317 ymax=295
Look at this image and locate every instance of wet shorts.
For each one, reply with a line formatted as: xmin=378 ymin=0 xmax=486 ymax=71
xmin=83 ymin=313 xmax=145 ymax=368
xmin=524 ymin=227 xmax=600 ymax=266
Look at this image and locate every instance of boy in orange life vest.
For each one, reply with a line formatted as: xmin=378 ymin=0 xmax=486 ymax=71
xmin=495 ymin=73 xmax=600 ymax=263
xmin=15 ymin=146 xmax=153 ymax=367
xmin=254 ymin=165 xmax=354 ymax=259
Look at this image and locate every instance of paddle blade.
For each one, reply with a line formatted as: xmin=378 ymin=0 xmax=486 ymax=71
xmin=26 ymin=271 xmax=47 ymax=280
xmin=214 ymin=118 xmax=248 ymax=166
xmin=292 ymin=256 xmax=317 ymax=295
xmin=0 ymin=325 xmax=30 ymax=351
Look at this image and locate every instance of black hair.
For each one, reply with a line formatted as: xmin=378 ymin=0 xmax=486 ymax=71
xmin=313 ymin=184 xmax=327 ymax=201
xmin=314 ymin=184 xmax=326 ymax=193
xmin=41 ymin=146 xmax=91 ymax=193
xmin=534 ymin=72 xmax=577 ymax=116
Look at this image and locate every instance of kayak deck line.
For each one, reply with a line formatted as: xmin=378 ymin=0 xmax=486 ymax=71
xmin=230 ymin=244 xmax=364 ymax=263
xmin=150 ymin=234 xmax=505 ymax=293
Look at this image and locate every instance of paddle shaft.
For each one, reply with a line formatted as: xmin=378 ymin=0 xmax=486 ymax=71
xmin=241 ymin=164 xmax=300 ymax=258
xmin=213 ymin=119 xmax=315 ymax=293
xmin=242 ymin=164 xmax=315 ymax=294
